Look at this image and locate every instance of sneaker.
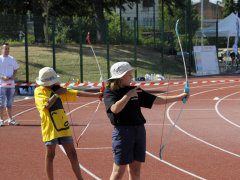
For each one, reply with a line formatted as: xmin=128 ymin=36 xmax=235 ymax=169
xmin=0 ymin=120 xmax=3 ymax=127
xmin=8 ymin=119 xmax=20 ymax=126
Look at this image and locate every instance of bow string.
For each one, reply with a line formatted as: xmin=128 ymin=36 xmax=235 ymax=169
xmin=159 ymin=19 xmax=190 ymax=159
xmin=76 ymin=32 xmax=105 ymax=147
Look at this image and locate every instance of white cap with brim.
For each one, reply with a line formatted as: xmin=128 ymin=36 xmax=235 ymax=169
xmin=36 ymin=67 xmax=61 ymax=86
xmin=109 ymin=62 xmax=135 ymax=80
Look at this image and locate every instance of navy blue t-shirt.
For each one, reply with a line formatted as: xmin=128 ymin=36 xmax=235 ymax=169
xmin=103 ymin=86 xmax=156 ymax=126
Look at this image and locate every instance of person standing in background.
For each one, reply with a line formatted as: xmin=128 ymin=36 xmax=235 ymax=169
xmin=0 ymin=43 xmax=19 ymax=127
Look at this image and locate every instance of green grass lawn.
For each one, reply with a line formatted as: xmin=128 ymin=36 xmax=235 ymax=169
xmin=10 ymin=44 xmax=186 ymax=83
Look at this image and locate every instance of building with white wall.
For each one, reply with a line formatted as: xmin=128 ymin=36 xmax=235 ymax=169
xmin=116 ymin=0 xmax=160 ymax=29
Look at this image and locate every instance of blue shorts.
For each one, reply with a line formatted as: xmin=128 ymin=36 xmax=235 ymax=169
xmin=0 ymin=87 xmax=15 ymax=108
xmin=44 ymin=136 xmax=73 ymax=146
xmin=112 ymin=125 xmax=146 ymax=165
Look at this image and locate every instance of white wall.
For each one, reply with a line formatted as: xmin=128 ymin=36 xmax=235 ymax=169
xmin=116 ymin=0 xmax=160 ymax=29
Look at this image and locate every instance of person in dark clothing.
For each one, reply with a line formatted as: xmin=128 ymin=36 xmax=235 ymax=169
xmin=230 ymin=52 xmax=239 ymax=70
xmin=103 ymin=62 xmax=188 ymax=180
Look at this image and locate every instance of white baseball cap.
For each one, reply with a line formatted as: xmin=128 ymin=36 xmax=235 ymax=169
xmin=109 ymin=62 xmax=135 ymax=80
xmin=36 ymin=67 xmax=60 ymax=86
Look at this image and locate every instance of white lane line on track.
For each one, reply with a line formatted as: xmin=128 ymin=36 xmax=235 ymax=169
xmin=66 ymin=100 xmax=99 ymax=115
xmin=13 ymin=104 xmax=34 ymax=107
xmin=146 ymin=151 xmax=206 ymax=180
xmin=15 ymin=81 xmax=239 ymax=179
xmin=154 ymin=79 xmax=240 ymax=95
xmin=64 ymin=81 xmax=239 ymax=179
xmin=123 ymin=82 xmax=239 ymax=178
xmin=14 ymin=97 xmax=33 ymax=102
xmin=166 ymin=84 xmax=240 ymax=158
xmin=145 ymin=123 xmax=172 ymax=126
xmin=59 ymin=145 xmax=101 ymax=180
xmin=220 ymin=98 xmax=240 ymax=100
xmin=170 ymin=108 xmax=215 ymax=111
xmin=75 ymin=147 xmax=207 ymax=179
xmin=12 ymin=106 xmax=36 ymax=118
xmin=215 ymin=91 xmax=240 ymax=128
xmin=65 ymin=100 xmax=101 ymax=179
xmin=79 ymin=83 xmax=233 ymax=179
xmin=17 ymin=120 xmax=39 ymax=122
xmin=76 ymin=147 xmax=112 ymax=150
xmin=72 ymin=98 xmax=207 ymax=179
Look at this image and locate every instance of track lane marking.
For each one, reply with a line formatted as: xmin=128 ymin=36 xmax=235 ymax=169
xmin=215 ymin=91 xmax=240 ymax=128
xmin=146 ymin=151 xmax=206 ymax=180
xmin=13 ymin=80 xmax=240 ymax=179
xmin=166 ymin=84 xmax=240 ymax=158
xmin=59 ymin=145 xmax=101 ymax=180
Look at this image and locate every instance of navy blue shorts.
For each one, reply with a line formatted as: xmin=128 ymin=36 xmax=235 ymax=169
xmin=44 ymin=136 xmax=73 ymax=146
xmin=112 ymin=125 xmax=146 ymax=165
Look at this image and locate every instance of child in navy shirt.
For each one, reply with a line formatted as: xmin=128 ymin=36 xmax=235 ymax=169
xmin=104 ymin=62 xmax=188 ymax=180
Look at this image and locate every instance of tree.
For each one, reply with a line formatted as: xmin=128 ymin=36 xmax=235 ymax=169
xmin=0 ymin=0 xmax=193 ymax=44
xmin=41 ymin=0 xmax=52 ymax=44
xmin=41 ymin=0 xmax=96 ymax=44
xmin=0 ymin=0 xmax=31 ymax=14
xmin=0 ymin=0 xmax=32 ymax=41
xmin=88 ymin=0 xmax=139 ymax=43
xmin=163 ymin=0 xmax=185 ymax=16
xmin=49 ymin=0 xmax=93 ymax=17
xmin=222 ymin=0 xmax=240 ymax=17
xmin=88 ymin=0 xmax=184 ymax=43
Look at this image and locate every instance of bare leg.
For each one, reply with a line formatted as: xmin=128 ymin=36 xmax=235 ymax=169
xmin=128 ymin=161 xmax=141 ymax=180
xmin=62 ymin=142 xmax=83 ymax=180
xmin=45 ymin=145 xmax=56 ymax=180
xmin=110 ymin=163 xmax=126 ymax=180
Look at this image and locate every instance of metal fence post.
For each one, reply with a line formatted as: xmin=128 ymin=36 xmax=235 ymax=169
xmin=106 ymin=20 xmax=110 ymax=79
xmin=187 ymin=0 xmax=192 ymax=76
xmin=136 ymin=1 xmax=139 ymax=45
xmin=79 ymin=18 xmax=83 ymax=82
xmin=161 ymin=0 xmax=164 ymax=75
xmin=52 ymin=17 xmax=56 ymax=70
xmin=153 ymin=1 xmax=156 ymax=46
xmin=24 ymin=15 xmax=29 ymax=83
xmin=134 ymin=18 xmax=137 ymax=78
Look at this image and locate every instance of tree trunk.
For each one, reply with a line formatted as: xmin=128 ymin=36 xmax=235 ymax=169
xmin=43 ymin=13 xmax=49 ymax=45
xmin=94 ymin=0 xmax=106 ymax=43
xmin=42 ymin=0 xmax=51 ymax=45
xmin=33 ymin=15 xmax=45 ymax=43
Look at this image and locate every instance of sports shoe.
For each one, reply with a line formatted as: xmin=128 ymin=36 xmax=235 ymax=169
xmin=8 ymin=119 xmax=20 ymax=126
xmin=0 ymin=120 xmax=3 ymax=127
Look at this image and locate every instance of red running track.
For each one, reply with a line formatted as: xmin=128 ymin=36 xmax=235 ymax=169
xmin=0 ymin=75 xmax=240 ymax=180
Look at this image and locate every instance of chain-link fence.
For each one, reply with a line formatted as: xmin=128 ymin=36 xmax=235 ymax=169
xmin=0 ymin=12 xmax=193 ymax=84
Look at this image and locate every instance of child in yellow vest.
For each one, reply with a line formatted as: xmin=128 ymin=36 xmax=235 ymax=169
xmin=34 ymin=67 xmax=102 ymax=180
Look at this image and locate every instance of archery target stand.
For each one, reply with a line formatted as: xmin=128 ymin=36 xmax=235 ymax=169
xmin=193 ymin=46 xmax=220 ymax=76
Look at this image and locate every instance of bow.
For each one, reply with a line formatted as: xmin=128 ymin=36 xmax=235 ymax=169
xmin=75 ymin=32 xmax=105 ymax=147
xmin=159 ymin=19 xmax=190 ymax=159
xmin=86 ymin=32 xmax=105 ymax=98
xmin=63 ymin=61 xmax=81 ymax=145
xmin=175 ymin=19 xmax=190 ymax=103
xmin=64 ymin=89 xmax=78 ymax=144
